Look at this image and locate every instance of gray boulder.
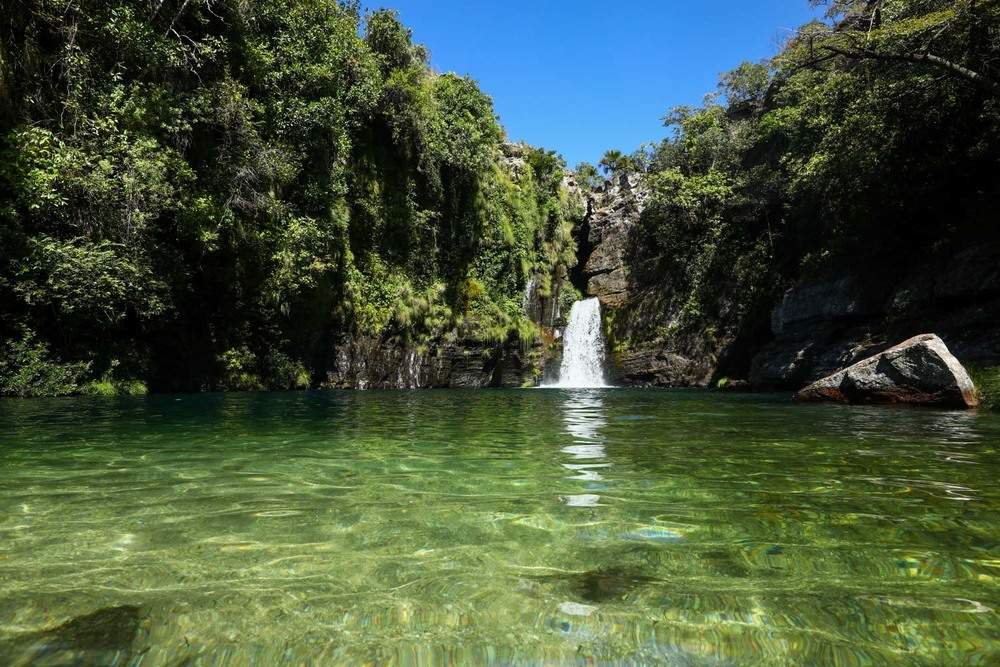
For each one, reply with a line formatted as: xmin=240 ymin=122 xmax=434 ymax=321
xmin=796 ymin=334 xmax=979 ymax=408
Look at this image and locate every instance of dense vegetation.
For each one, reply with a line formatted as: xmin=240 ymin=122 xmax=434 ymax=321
xmin=3 ymin=0 xmax=997 ymax=398
xmin=587 ymin=0 xmax=999 ymax=367
xmin=0 ymin=1 xmax=580 ymax=395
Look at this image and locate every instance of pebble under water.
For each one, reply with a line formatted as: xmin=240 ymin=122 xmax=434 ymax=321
xmin=0 ymin=389 xmax=999 ymax=665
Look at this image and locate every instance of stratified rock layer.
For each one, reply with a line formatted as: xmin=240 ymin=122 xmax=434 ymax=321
xmin=796 ymin=334 xmax=979 ymax=408
xmin=751 ymin=246 xmax=1000 ymax=388
xmin=325 ymin=336 xmax=541 ymax=389
xmin=581 ymin=173 xmax=648 ymax=308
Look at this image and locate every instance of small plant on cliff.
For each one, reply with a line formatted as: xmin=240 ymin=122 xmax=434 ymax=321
xmin=969 ymin=366 xmax=1000 ymax=411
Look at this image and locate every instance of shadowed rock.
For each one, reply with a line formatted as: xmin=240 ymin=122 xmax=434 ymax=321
xmin=535 ymin=566 xmax=655 ymax=603
xmin=4 ymin=605 xmax=145 ymax=666
xmin=796 ymin=334 xmax=979 ymax=408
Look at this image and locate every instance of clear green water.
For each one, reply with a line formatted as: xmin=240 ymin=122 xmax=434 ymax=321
xmin=1 ymin=390 xmax=999 ymax=666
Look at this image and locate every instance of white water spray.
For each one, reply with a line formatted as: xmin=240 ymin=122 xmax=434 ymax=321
xmin=547 ymin=298 xmax=609 ymax=388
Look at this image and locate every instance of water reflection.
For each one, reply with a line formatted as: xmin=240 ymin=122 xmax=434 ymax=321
xmin=558 ymin=390 xmax=611 ymax=506
xmin=802 ymin=404 xmax=990 ymax=504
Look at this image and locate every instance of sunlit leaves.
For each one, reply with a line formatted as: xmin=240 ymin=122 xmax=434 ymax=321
xmin=15 ymin=237 xmax=168 ymax=326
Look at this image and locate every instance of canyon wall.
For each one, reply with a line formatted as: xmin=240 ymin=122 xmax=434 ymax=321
xmin=573 ymin=174 xmax=1000 ymax=390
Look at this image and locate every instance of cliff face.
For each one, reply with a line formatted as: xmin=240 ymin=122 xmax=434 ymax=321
xmin=574 ymin=175 xmax=1000 ymax=391
xmin=751 ymin=246 xmax=1000 ymax=388
xmin=326 ymin=169 xmax=1000 ymax=392
xmin=321 ymin=146 xmax=571 ymax=390
xmin=579 ymin=173 xmax=649 ymax=309
xmin=572 ymin=173 xmax=736 ymax=387
xmin=324 ymin=336 xmax=542 ymax=389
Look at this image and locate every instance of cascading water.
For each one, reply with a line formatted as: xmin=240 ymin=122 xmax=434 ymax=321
xmin=547 ymin=297 xmax=609 ymax=388
xmin=521 ymin=276 xmax=537 ymax=318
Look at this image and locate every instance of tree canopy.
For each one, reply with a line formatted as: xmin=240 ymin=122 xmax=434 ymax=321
xmin=624 ymin=0 xmax=999 ymax=349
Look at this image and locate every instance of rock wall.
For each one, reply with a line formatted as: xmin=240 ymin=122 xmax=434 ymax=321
xmin=750 ymin=246 xmax=1000 ymax=388
xmin=580 ymin=173 xmax=648 ymax=309
xmin=325 ymin=335 xmax=543 ymax=389
xmin=328 ymin=168 xmax=1000 ymax=393
xmin=574 ymin=172 xmax=726 ymax=387
xmin=572 ymin=171 xmax=1000 ymax=391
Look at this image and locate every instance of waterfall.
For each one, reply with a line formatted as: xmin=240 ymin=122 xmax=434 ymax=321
xmin=521 ymin=276 xmax=537 ymax=321
xmin=547 ymin=298 xmax=609 ymax=388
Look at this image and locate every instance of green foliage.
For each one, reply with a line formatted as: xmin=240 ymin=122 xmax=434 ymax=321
xmin=628 ymin=0 xmax=1000 ymax=345
xmin=0 ymin=0 xmax=580 ymax=395
xmin=0 ymin=328 xmax=90 ymax=398
xmin=264 ymin=352 xmax=312 ymax=391
xmin=392 ymin=283 xmax=453 ymax=341
xmin=116 ymin=380 xmax=149 ymax=396
xmin=15 ymin=237 xmax=167 ymax=326
xmin=79 ymin=379 xmax=119 ymax=397
xmin=969 ymin=366 xmax=1000 ymax=411
xmin=574 ymin=162 xmax=603 ymax=189
xmin=219 ymin=347 xmax=265 ymax=393
xmin=365 ymin=10 xmax=428 ymax=75
xmin=558 ymin=283 xmax=583 ymax=319
xmin=599 ymin=149 xmax=637 ymax=176
xmin=720 ymin=62 xmax=771 ymax=106
xmin=79 ymin=360 xmax=148 ymax=396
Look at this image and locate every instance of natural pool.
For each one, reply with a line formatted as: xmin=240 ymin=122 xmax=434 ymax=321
xmin=0 ymin=389 xmax=998 ymax=665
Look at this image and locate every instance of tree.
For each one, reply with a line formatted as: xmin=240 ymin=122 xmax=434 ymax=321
xmin=0 ymin=0 xmax=584 ymax=395
xmin=801 ymin=0 xmax=1000 ymax=96
xmin=719 ymin=61 xmax=771 ymax=106
xmin=599 ymin=149 xmax=634 ymax=176
xmin=574 ymin=162 xmax=603 ymax=189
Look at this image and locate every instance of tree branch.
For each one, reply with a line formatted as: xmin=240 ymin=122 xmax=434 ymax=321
xmin=165 ymin=0 xmax=192 ymax=37
xmin=820 ymin=44 xmax=1000 ymax=96
xmin=150 ymin=0 xmax=166 ymax=21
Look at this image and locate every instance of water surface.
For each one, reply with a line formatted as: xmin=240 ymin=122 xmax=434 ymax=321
xmin=1 ymin=390 xmax=998 ymax=665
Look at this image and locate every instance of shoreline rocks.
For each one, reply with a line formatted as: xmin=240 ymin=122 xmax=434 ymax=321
xmin=795 ymin=334 xmax=979 ymax=408
xmin=325 ymin=335 xmax=543 ymax=389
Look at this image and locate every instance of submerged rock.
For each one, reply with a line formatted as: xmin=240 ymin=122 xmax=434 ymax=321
xmin=535 ymin=566 xmax=655 ymax=603
xmin=796 ymin=334 xmax=979 ymax=408
xmin=622 ymin=527 xmax=684 ymax=544
xmin=557 ymin=601 xmax=597 ymax=617
xmin=4 ymin=605 xmax=146 ymax=665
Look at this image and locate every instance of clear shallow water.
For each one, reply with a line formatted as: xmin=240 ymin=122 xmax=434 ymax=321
xmin=0 ymin=390 xmax=998 ymax=666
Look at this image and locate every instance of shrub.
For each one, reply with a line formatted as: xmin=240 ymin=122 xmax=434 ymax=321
xmin=219 ymin=347 xmax=264 ymax=392
xmin=0 ymin=328 xmax=90 ymax=397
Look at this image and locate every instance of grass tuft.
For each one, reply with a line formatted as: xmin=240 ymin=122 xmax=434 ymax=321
xmin=969 ymin=365 xmax=1000 ymax=411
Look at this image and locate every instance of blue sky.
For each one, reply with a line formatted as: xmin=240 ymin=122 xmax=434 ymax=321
xmin=363 ymin=1 xmax=823 ymax=167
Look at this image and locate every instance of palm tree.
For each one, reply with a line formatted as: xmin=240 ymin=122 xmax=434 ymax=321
xmin=598 ymin=149 xmax=626 ymax=176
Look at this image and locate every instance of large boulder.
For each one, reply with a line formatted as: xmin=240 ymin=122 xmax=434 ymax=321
xmin=795 ymin=334 xmax=979 ymax=408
